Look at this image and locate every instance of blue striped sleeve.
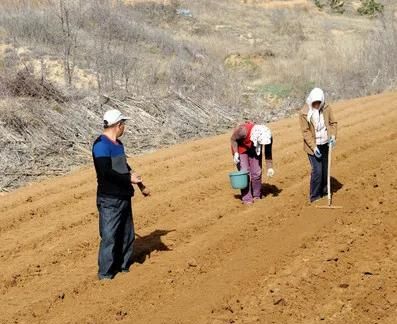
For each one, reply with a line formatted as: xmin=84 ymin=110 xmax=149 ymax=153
xmin=93 ymin=140 xmax=111 ymax=158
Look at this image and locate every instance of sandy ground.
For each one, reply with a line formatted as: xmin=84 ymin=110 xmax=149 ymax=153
xmin=0 ymin=92 xmax=397 ymax=324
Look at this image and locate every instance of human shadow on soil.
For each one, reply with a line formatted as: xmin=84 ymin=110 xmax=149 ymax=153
xmin=261 ymin=183 xmax=283 ymax=197
xmin=132 ymin=229 xmax=175 ymax=264
xmin=233 ymin=183 xmax=283 ymax=200
xmin=330 ymin=177 xmax=343 ymax=193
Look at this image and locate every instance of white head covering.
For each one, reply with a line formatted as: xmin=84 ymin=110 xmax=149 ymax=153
xmin=250 ymin=125 xmax=272 ymax=155
xmin=306 ymin=88 xmax=325 ymax=122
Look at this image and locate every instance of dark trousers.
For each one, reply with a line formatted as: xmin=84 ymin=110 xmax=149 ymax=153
xmin=308 ymin=144 xmax=329 ymax=202
xmin=97 ymin=195 xmax=135 ymax=279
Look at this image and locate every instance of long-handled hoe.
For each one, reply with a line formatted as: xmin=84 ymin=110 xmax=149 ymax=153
xmin=316 ymin=144 xmax=343 ymax=209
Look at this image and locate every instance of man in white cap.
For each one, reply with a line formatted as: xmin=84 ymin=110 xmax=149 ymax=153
xmin=92 ymin=109 xmax=150 ymax=280
xmin=299 ymin=88 xmax=337 ymax=203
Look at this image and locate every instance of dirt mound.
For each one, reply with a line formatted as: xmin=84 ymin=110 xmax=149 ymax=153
xmin=0 ymin=92 xmax=396 ymax=323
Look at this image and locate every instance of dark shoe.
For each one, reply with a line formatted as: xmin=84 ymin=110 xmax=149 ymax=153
xmin=98 ymin=274 xmax=114 ymax=280
xmin=310 ymin=196 xmax=322 ymax=204
xmin=120 ymin=268 xmax=130 ymax=273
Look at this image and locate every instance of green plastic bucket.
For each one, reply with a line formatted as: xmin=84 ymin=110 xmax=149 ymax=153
xmin=229 ymin=170 xmax=249 ymax=189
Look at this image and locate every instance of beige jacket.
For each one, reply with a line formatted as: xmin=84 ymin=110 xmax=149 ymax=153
xmin=299 ymin=104 xmax=337 ymax=155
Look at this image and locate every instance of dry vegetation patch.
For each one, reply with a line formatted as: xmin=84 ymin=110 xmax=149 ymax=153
xmin=0 ymin=0 xmax=396 ymax=190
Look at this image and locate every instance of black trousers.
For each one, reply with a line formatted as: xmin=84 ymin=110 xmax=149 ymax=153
xmin=307 ymin=144 xmax=329 ymax=202
xmin=97 ymin=195 xmax=135 ymax=279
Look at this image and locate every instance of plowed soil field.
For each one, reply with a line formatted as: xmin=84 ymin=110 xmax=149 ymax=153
xmin=1 ymin=92 xmax=397 ymax=324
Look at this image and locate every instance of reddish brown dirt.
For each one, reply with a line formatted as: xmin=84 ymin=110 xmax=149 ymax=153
xmin=0 ymin=92 xmax=397 ymax=324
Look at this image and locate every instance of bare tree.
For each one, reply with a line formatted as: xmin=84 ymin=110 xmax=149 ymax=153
xmin=57 ymin=0 xmax=82 ymax=86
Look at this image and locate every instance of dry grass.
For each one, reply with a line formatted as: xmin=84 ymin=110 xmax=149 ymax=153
xmin=0 ymin=0 xmax=50 ymax=7
xmin=0 ymin=0 xmax=396 ymax=190
xmin=1 ymin=0 xmax=395 ymax=109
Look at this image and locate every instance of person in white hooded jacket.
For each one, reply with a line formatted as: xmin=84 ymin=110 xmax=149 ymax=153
xmin=299 ymin=88 xmax=337 ymax=203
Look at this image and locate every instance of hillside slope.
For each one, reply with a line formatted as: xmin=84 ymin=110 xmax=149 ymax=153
xmin=1 ymin=0 xmax=396 ymax=192
xmin=0 ymin=92 xmax=397 ymax=323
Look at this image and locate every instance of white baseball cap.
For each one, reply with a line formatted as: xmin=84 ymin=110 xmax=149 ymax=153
xmin=103 ymin=109 xmax=131 ymax=127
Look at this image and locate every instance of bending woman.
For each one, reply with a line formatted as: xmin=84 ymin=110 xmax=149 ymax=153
xmin=231 ymin=121 xmax=274 ymax=204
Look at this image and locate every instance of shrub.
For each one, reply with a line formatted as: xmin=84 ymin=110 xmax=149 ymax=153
xmin=357 ymin=0 xmax=384 ymax=16
xmin=314 ymin=0 xmax=325 ymax=9
xmin=330 ymin=0 xmax=345 ymax=14
xmin=0 ymin=71 xmax=66 ymax=102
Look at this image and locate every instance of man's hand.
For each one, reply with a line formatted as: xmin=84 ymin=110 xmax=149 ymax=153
xmin=233 ymin=152 xmax=240 ymax=165
xmin=314 ymin=147 xmax=322 ymax=159
xmin=267 ymin=168 xmax=275 ymax=178
xmin=329 ymin=135 xmax=336 ymax=149
xmin=131 ymin=173 xmax=142 ymax=184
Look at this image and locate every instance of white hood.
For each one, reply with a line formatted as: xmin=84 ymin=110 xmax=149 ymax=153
xmin=250 ymin=125 xmax=272 ymax=155
xmin=306 ymin=88 xmax=325 ymax=122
